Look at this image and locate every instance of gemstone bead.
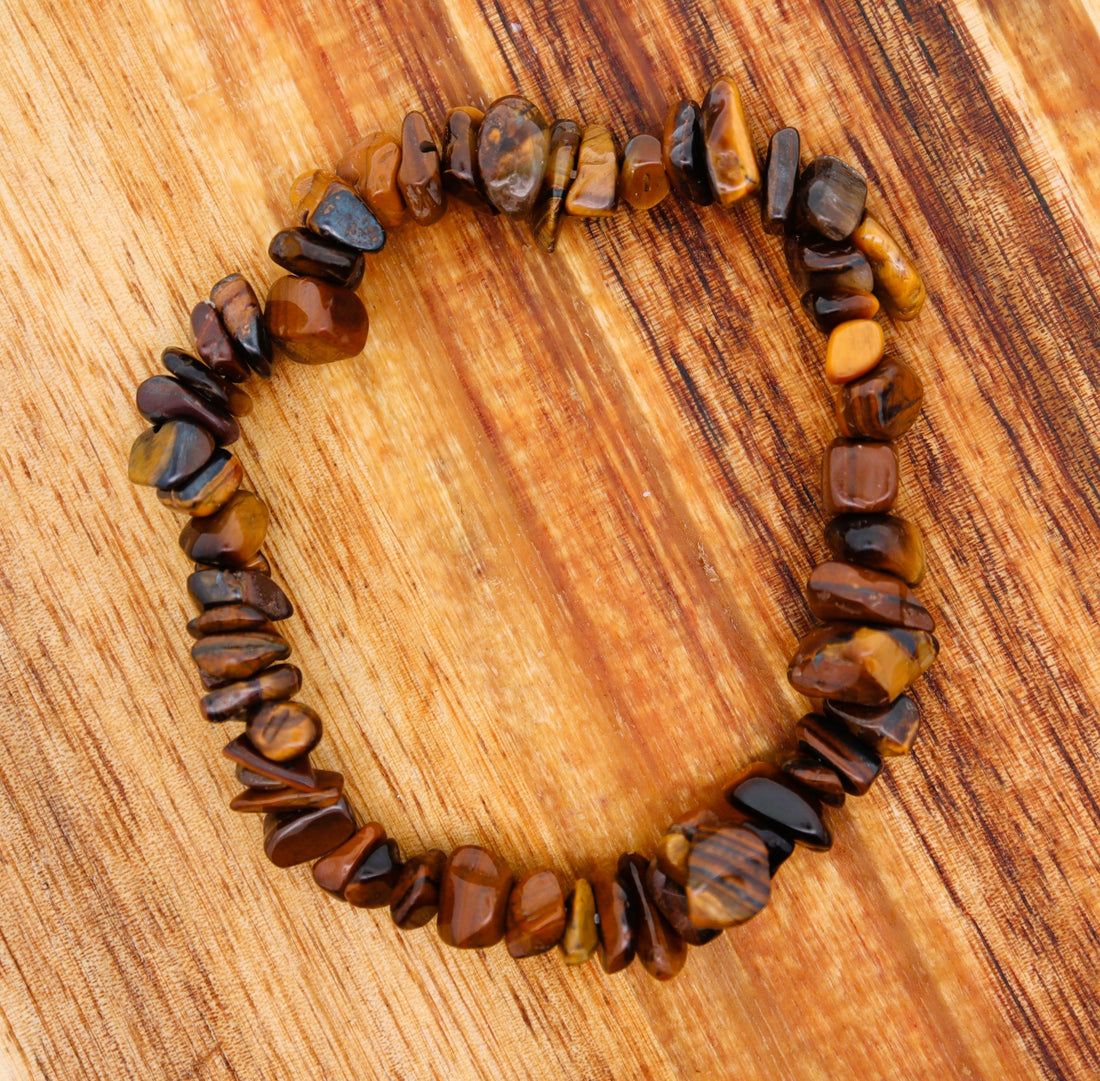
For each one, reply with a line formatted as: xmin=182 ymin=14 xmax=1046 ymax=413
xmin=187 ymin=602 xmax=275 ymax=638
xmin=564 ymin=125 xmax=618 ymax=217
xmin=723 ymin=763 xmax=831 ymax=850
xmin=187 ymin=567 xmax=292 ymax=620
xmin=796 ymin=713 xmax=884 ymax=795
xmin=795 ymin=156 xmax=867 ymax=241
xmin=722 ymin=809 xmax=797 ymax=873
xmin=685 ymin=824 xmax=771 ymax=929
xmin=593 ymin=871 xmax=638 ymax=971
xmin=267 ymin=228 xmax=365 ymax=289
xmin=852 ymin=214 xmax=926 ymax=320
xmin=644 ymin=861 xmax=721 ymax=946
xmin=235 ymin=764 xmax=285 ymax=790
xmin=825 ymin=319 xmax=885 ymax=384
xmin=191 ymin=300 xmax=249 ymax=382
xmin=437 ymin=845 xmax=512 ymax=949
xmin=230 ymin=771 xmax=343 ymax=813
xmin=761 ymin=126 xmax=800 ymax=235
xmin=210 ymin=274 xmax=271 ymax=378
xmin=397 ymin=111 xmax=445 ymax=225
xmin=661 ymin=99 xmax=712 ymax=206
xmin=190 ymin=631 xmax=290 ymax=684
xmin=222 ymin=734 xmax=315 ymax=790
xmin=390 ymin=850 xmax=447 ymax=929
xmin=477 ymin=96 xmax=549 ymax=219
xmin=442 ymin=106 xmax=493 ymax=212
xmin=787 ymin=239 xmax=874 ymax=295
xmin=807 ymin=560 xmax=934 ymax=631
xmin=505 ymin=869 xmax=566 ymax=958
xmin=654 ymin=828 xmax=693 ymax=886
xmin=135 ymin=376 xmax=239 ymax=445
xmin=824 ymin=695 xmax=921 ymax=756
xmin=801 ymin=290 xmax=880 ymax=332
xmin=618 ymin=853 xmax=686 ymax=981
xmin=300 ymin=179 xmax=385 ymax=253
xmin=128 ymin=421 xmax=215 ymax=489
xmin=836 ymin=358 xmax=924 ymax=441
xmin=262 ymin=797 xmax=356 ymax=868
xmin=290 ymin=170 xmax=332 ymax=224
xmin=199 ymin=663 xmax=301 ymax=722
xmin=531 ymin=119 xmax=581 ymax=252
xmin=265 ymin=275 xmax=368 ymax=364
xmin=246 ymin=700 xmax=322 ymax=762
xmin=312 ymin=822 xmax=387 ymax=894
xmin=619 ymin=133 xmax=669 ymax=210
xmin=701 ymin=75 xmax=760 ymax=205
xmin=788 ymin=623 xmax=939 ymax=705
xmin=824 ymin=514 xmax=926 ymax=586
xmin=778 ymin=752 xmax=846 ymax=806
xmin=344 ymin=839 xmax=403 ymax=908
xmin=822 ymin=439 xmax=899 ymax=516
xmin=559 ymin=879 xmax=598 ymax=965
xmin=178 ymin=490 xmax=269 ymax=568
xmin=336 ymin=132 xmax=406 ymax=230
xmin=161 ymin=347 xmax=230 ymax=408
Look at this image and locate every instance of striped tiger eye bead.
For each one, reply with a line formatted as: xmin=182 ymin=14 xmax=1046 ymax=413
xmin=390 ymin=850 xmax=447 ymax=929
xmin=344 ymin=839 xmax=403 ymax=908
xmin=178 ymin=490 xmax=269 ymax=568
xmin=836 ymin=358 xmax=925 ymax=441
xmin=313 ymin=822 xmax=388 ymax=894
xmin=437 ymin=845 xmax=513 ymax=949
xmin=796 ymin=714 xmax=884 ymax=796
xmin=795 ymin=156 xmax=867 ymax=241
xmin=852 ymin=214 xmax=926 ymax=320
xmin=661 ymin=99 xmax=712 ymax=205
xmin=246 ymin=700 xmax=323 ymax=762
xmin=565 ymin=125 xmax=618 ymax=217
xmin=700 ymin=75 xmax=760 ymax=205
xmin=506 ymin=869 xmax=566 ymax=958
xmin=685 ymin=824 xmax=771 ymax=929
xmin=559 ymin=878 xmax=598 ymax=965
xmin=618 ymin=853 xmax=686 ymax=981
xmin=531 ymin=119 xmax=581 ymax=252
xmin=824 ymin=514 xmax=926 ymax=586
xmin=824 ymin=695 xmax=921 ymax=757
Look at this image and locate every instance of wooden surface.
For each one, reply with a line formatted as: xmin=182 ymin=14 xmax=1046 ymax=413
xmin=1 ymin=0 xmax=1098 ymax=1078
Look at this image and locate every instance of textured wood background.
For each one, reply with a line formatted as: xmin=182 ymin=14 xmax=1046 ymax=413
xmin=1 ymin=0 xmax=1098 ymax=1078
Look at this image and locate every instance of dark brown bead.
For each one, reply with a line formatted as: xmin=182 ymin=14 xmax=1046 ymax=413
xmin=191 ymin=300 xmax=249 ymax=382
xmin=594 ymin=871 xmax=639 ymax=971
xmin=477 ymin=97 xmax=550 ymax=219
xmin=797 ymin=713 xmax=884 ymax=796
xmin=721 ymin=810 xmax=797 ymax=874
xmin=837 ymin=358 xmax=925 ymax=442
xmin=303 ymin=179 xmax=385 ymax=253
xmin=179 ymin=489 xmax=269 ymax=568
xmin=618 ymin=853 xmax=686 ymax=981
xmin=724 ymin=763 xmax=832 ymax=850
xmin=265 ymin=275 xmax=368 ymax=365
xmin=788 ymin=623 xmax=938 ymax=705
xmin=235 ymin=763 xmax=285 ymax=790
xmin=157 ymin=449 xmax=243 ymax=517
xmin=397 ymin=111 xmax=445 ymax=226
xmin=564 ymin=125 xmax=618 ymax=217
xmin=700 ymin=75 xmax=760 ymax=205
xmin=824 ymin=696 xmax=921 ymax=756
xmin=661 ymin=99 xmax=712 ymax=206
xmin=187 ymin=603 xmax=276 ymax=638
xmin=795 ymin=156 xmax=867 ymax=241
xmin=344 ymin=839 xmax=403 ymax=908
xmin=336 ymin=132 xmax=406 ymax=230
xmin=223 ymin=734 xmax=315 ymax=790
xmin=559 ymin=879 xmax=599 ymax=965
xmin=761 ymin=126 xmax=800 ymax=235
xmin=188 ymin=568 xmax=293 ymax=620
xmin=200 ymin=663 xmax=301 ymax=722
xmin=267 ymin=228 xmax=365 ymax=289
xmin=786 ymin=239 xmax=874 ymax=295
xmin=442 ymin=107 xmax=493 ymax=212
xmin=437 ymin=845 xmax=513 ymax=949
xmin=801 ymin=290 xmax=881 ymax=332
xmin=778 ymin=751 xmax=846 ymax=806
xmin=229 ymin=770 xmax=343 ymax=813
xmin=135 ymin=375 xmax=239 ymax=445
xmin=619 ymin=134 xmax=669 ymax=211
xmin=644 ymin=861 xmax=720 ymax=947
xmin=210 ymin=274 xmax=271 ymax=378
xmin=262 ymin=796 xmax=356 ymax=868
xmin=685 ymin=824 xmax=771 ymax=930
xmin=161 ymin=347 xmax=230 ymax=407
xmin=825 ymin=514 xmax=926 ymax=586
xmin=190 ymin=631 xmax=290 ymax=683
xmin=313 ymin=822 xmax=387 ymax=894
xmin=505 ymin=869 xmax=566 ymax=958
xmin=128 ymin=421 xmax=215 ymax=489
xmin=808 ymin=560 xmax=934 ymax=631
xmin=246 ymin=700 xmax=321 ymax=762
xmin=531 ymin=119 xmax=581 ymax=252
xmin=390 ymin=850 xmax=447 ymax=929
xmin=822 ymin=438 xmax=899 ymax=516
xmin=235 ymin=551 xmax=271 ymax=575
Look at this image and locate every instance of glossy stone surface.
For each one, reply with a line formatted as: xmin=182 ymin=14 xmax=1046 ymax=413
xmin=618 ymin=853 xmax=686 ymax=981
xmin=336 ymin=132 xmax=406 ymax=230
xmin=477 ymin=96 xmax=549 ymax=219
xmin=661 ymin=99 xmax=712 ymax=206
xmin=796 ymin=156 xmax=867 ymax=241
xmin=619 ymin=133 xmax=669 ymax=210
xmin=801 ymin=290 xmax=881 ymax=333
xmin=187 ymin=602 xmax=275 ymax=638
xmin=268 ymin=227 xmax=365 ymax=289
xmin=246 ymin=700 xmax=322 ymax=762
xmin=788 ymin=622 xmax=939 ymax=705
xmin=222 ymin=734 xmax=315 ymax=790
xmin=778 ymin=752 xmax=847 ymax=806
xmin=265 ymin=275 xmax=368 ymax=364
xmin=199 ymin=663 xmax=301 ymax=722
xmin=654 ymin=828 xmax=693 ymax=886
xmin=390 ymin=850 xmax=447 ymax=930
xmin=853 ymin=214 xmax=926 ymax=320
xmin=188 ymin=568 xmax=292 ymax=620
xmin=161 ymin=347 xmax=229 ymax=407
xmin=236 ymin=764 xmax=290 ymax=791
xmin=135 ymin=376 xmax=239 ymax=445
xmin=191 ymin=300 xmax=249 ymax=382
xmin=797 ymin=713 xmax=884 ymax=796
xmin=531 ymin=119 xmax=581 ymax=252
xmin=441 ymin=107 xmax=492 ymax=212
xmin=594 ymin=872 xmax=638 ymax=971
xmin=824 ymin=695 xmax=922 ymax=756
xmin=762 ymin=126 xmax=800 ymax=234
xmin=158 ymin=448 xmax=243 ymax=517
xmin=807 ymin=560 xmax=933 ymax=631
xmin=290 ymin=170 xmax=332 ymax=224
xmin=437 ymin=845 xmax=513 ymax=949
xmin=230 ymin=770 xmax=343 ymax=813
xmin=398 ymin=111 xmax=445 ymax=225
xmin=344 ymin=839 xmax=403 ymax=908
xmin=128 ymin=421 xmax=214 ymax=489
xmin=825 ymin=514 xmax=926 ymax=586
xmin=211 ymin=274 xmax=271 ymax=378
xmin=301 ymin=178 xmax=385 ymax=253
xmin=559 ymin=879 xmax=598 ymax=965
xmin=822 ymin=439 xmax=899 ymax=516
xmin=837 ymin=358 xmax=925 ymax=441
xmin=686 ymin=824 xmax=771 ymax=929
xmin=190 ymin=631 xmax=290 ymax=683
xmin=505 ymin=869 xmax=566 ymax=959
xmin=312 ymin=822 xmax=387 ymax=894
xmin=262 ymin=796 xmax=356 ymax=868
xmin=179 ymin=489 xmax=269 ymax=568
xmin=644 ymin=861 xmax=720 ymax=947
xmin=564 ymin=125 xmax=618 ymax=217
xmin=825 ymin=319 xmax=885 ymax=384
xmin=701 ymin=75 xmax=760 ymax=205
xmin=787 ymin=238 xmax=875 ymax=295
xmin=722 ymin=810 xmax=797 ymax=873
xmin=724 ymin=763 xmax=832 ymax=850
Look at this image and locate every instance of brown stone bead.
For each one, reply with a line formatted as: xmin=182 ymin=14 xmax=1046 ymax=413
xmin=437 ymin=845 xmax=513 ymax=949
xmin=210 ymin=274 xmax=271 ymax=378
xmin=157 ymin=449 xmax=243 ymax=518
xmin=246 ymin=700 xmax=322 ymax=762
xmin=442 ymin=106 xmax=493 ymax=212
xmin=654 ymin=829 xmax=693 ymax=886
xmin=190 ymin=630 xmax=290 ymax=683
xmin=853 ymin=214 xmax=926 ymax=320
xmin=825 ymin=319 xmax=885 ymax=385
xmin=801 ymin=290 xmax=881 ymax=333
xmin=787 ymin=238 xmax=874 ymax=295
xmin=721 ymin=809 xmax=797 ymax=873
xmin=128 ymin=421 xmax=215 ymax=489
xmin=618 ymin=853 xmax=686 ymax=981
xmin=837 ymin=358 xmax=925 ymax=442
xmin=135 ymin=376 xmax=239 ymax=445
xmin=344 ymin=838 xmax=403 ymax=908
xmin=336 ymin=133 xmax=406 ymax=230
xmin=290 ymin=170 xmax=332 ymax=224
xmin=700 ymin=75 xmax=760 ymax=206
xmin=644 ymin=861 xmax=720 ymax=947
xmin=564 ymin=125 xmax=618 ymax=217
xmin=686 ymin=824 xmax=771 ymax=930
xmin=200 ymin=664 xmax=300 ymax=723
xmin=265 ymin=274 xmax=368 ymax=365
xmin=795 ymin=156 xmax=867 ymax=242
xmin=390 ymin=850 xmax=447 ymax=929
xmin=825 ymin=514 xmax=926 ymax=586
xmin=724 ymin=763 xmax=831 ymax=850
xmin=477 ymin=97 xmax=549 ymax=219
xmin=788 ymin=622 xmax=938 ymax=705
xmin=262 ymin=796 xmax=356 ymax=868
xmin=226 ymin=383 xmax=252 ymax=417
xmin=188 ymin=567 xmax=293 ymax=620
xmin=304 ymin=179 xmax=385 ymax=253
xmin=824 ymin=695 xmax=921 ymax=756
xmin=235 ymin=763 xmax=285 ymax=790
xmin=313 ymin=822 xmax=387 ymax=894
xmin=191 ymin=300 xmax=249 ymax=383
xmin=505 ymin=869 xmax=566 ymax=958
xmin=230 ymin=770 xmax=343 ymax=813
xmin=762 ymin=126 xmax=800 ymax=235
xmin=267 ymin=228 xmax=365 ymax=290
xmin=161 ymin=347 xmax=230 ymax=408
xmin=236 ymin=551 xmax=271 ymax=575
xmin=797 ymin=713 xmax=884 ymax=796
xmin=559 ymin=879 xmax=598 ymax=965
xmin=778 ymin=752 xmax=846 ymax=806
xmin=594 ymin=871 xmax=639 ymax=971
xmin=807 ymin=560 xmax=934 ymax=631
xmin=661 ymin=99 xmax=712 ymax=206
xmin=187 ymin=603 xmax=275 ymax=638
xmin=223 ymin=734 xmax=315 ymax=790
xmin=179 ymin=489 xmax=269 ymax=567
xmin=619 ymin=133 xmax=669 ymax=210
xmin=822 ymin=438 xmax=899 ymax=516
xmin=397 ymin=111 xmax=445 ymax=226
xmin=531 ymin=119 xmax=581 ymax=252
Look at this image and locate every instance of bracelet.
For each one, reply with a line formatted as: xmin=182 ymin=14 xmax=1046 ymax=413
xmin=127 ymin=74 xmax=934 ymax=982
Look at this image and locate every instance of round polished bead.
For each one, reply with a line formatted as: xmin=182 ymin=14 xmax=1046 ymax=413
xmin=801 ymin=290 xmax=880 ymax=333
xmin=128 ymin=421 xmax=215 ymax=489
xmin=246 ymin=700 xmax=322 ymax=763
xmin=477 ymin=96 xmax=549 ymax=219
xmin=336 ymin=132 xmax=406 ymax=230
xmin=390 ymin=850 xmax=447 ymax=930
xmin=505 ymin=869 xmax=566 ymax=958
xmin=559 ymin=879 xmax=598 ymax=965
xmin=825 ymin=319 xmax=885 ymax=384
xmin=619 ymin=133 xmax=669 ymax=210
xmin=564 ymin=125 xmax=618 ymax=217
xmin=852 ymin=214 xmax=926 ymax=320
xmin=836 ymin=358 xmax=924 ymax=441
xmin=179 ymin=489 xmax=269 ymax=568
xmin=264 ymin=275 xmax=368 ymax=365
xmin=822 ymin=439 xmax=899 ymax=516
xmin=268 ymin=228 xmax=365 ymax=290
xmin=795 ymin=156 xmax=867 ymax=241
xmin=531 ymin=119 xmax=581 ymax=252
xmin=437 ymin=845 xmax=513 ymax=949
xmin=398 ymin=111 xmax=445 ymax=225
xmin=700 ymin=75 xmax=760 ymax=205
xmin=661 ymin=99 xmax=712 ymax=206
xmin=824 ymin=513 xmax=926 ymax=586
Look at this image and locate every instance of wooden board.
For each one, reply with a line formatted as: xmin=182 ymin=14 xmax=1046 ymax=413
xmin=1 ymin=0 xmax=1098 ymax=1077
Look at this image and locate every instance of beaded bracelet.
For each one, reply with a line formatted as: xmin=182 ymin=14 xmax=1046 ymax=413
xmin=127 ymin=74 xmax=935 ymax=981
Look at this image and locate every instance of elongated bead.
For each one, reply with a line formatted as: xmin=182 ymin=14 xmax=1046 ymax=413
xmin=336 ymin=133 xmax=406 ymax=230
xmin=531 ymin=119 xmax=581 ymax=251
xmin=661 ymin=99 xmax=712 ymax=205
xmin=701 ymin=75 xmax=760 ymax=205
xmin=761 ymin=127 xmax=799 ymax=234
xmin=398 ymin=112 xmax=445 ymax=225
xmin=442 ymin=106 xmax=493 ymax=212
xmin=564 ymin=125 xmax=618 ymax=217
xmin=853 ymin=214 xmax=926 ymax=320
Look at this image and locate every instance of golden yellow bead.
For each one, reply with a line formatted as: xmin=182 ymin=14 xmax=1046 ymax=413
xmin=825 ymin=319 xmax=885 ymax=384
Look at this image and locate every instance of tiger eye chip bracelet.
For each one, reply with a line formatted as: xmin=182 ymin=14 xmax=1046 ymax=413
xmin=127 ymin=74 xmax=935 ymax=982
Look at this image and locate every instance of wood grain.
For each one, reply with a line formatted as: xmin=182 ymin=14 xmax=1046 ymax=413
xmin=1 ymin=0 xmax=1098 ymax=1078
